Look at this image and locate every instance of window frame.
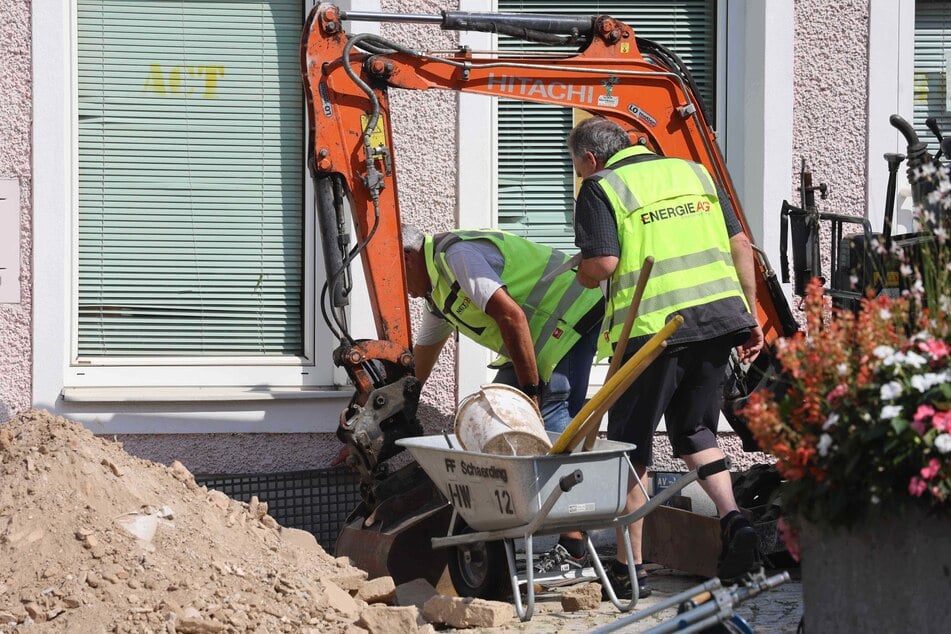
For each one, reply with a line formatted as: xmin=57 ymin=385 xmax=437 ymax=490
xmin=32 ymin=1 xmax=386 ymax=432
xmin=69 ymin=0 xmax=330 ymax=389
xmin=74 ymin=0 xmax=313 ymax=366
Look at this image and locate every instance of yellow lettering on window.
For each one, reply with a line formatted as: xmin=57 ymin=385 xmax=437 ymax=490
xmin=144 ymin=64 xmax=224 ymax=98
xmin=143 ymin=64 xmax=166 ymax=94
xmin=200 ymin=66 xmax=225 ymax=99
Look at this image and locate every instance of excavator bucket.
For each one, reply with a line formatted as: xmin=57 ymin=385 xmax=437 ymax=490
xmin=335 ymin=462 xmax=453 ymax=586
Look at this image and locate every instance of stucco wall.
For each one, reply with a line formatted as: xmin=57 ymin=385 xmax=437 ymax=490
xmin=793 ymin=1 xmax=870 ymax=221
xmin=383 ymin=0 xmax=460 ymax=433
xmin=0 ymin=0 xmax=32 ymax=423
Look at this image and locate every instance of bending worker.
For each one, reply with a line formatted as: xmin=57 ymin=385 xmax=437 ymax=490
xmin=402 ymin=225 xmax=603 ymax=577
xmin=567 ymin=116 xmax=764 ymax=599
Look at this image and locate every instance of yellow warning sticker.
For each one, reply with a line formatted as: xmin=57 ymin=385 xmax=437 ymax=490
xmin=620 ymin=43 xmax=630 ymax=54
xmin=360 ymin=114 xmax=387 ymax=150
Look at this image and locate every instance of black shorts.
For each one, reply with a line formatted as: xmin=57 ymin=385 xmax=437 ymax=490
xmin=607 ymin=335 xmax=735 ymax=466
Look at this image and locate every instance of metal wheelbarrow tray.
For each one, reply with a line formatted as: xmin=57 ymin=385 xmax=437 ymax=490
xmin=397 ymin=433 xmax=729 ymax=621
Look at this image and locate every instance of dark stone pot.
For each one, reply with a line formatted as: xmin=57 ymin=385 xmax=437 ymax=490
xmin=799 ymin=510 xmax=951 ymax=633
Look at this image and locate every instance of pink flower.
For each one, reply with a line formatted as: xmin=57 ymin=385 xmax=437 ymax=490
xmin=920 ymin=338 xmax=950 ymax=360
xmin=914 ymin=404 xmax=935 ymax=423
xmin=778 ymin=517 xmax=800 ymax=562
xmin=921 ymin=458 xmax=942 ymax=480
xmin=933 ymin=411 xmax=951 ymax=433
xmin=826 ymin=383 xmax=848 ymax=403
xmin=911 ymin=420 xmax=927 ymax=435
xmin=909 ymin=476 xmax=927 ymax=497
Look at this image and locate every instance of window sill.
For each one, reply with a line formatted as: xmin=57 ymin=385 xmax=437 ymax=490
xmin=61 ymin=386 xmax=351 ymax=404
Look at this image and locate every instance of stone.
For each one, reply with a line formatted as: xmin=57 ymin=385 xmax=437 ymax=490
xmin=206 ymin=490 xmax=230 ymax=511
xmin=355 ymin=576 xmax=396 ymax=604
xmin=280 ymin=527 xmax=320 ymax=553
xmin=318 ymin=579 xmax=360 ymax=618
xmin=328 ymin=570 xmax=368 ymax=592
xmin=395 ymin=578 xmax=438 ymax=610
xmin=422 ymin=595 xmax=513 ymax=628
xmin=560 ymin=582 xmax=602 ymax=611
xmin=357 ymin=605 xmax=419 ymax=634
xmin=176 ymin=616 xmax=228 ymax=633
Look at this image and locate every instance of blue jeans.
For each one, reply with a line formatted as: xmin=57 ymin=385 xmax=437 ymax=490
xmin=492 ymin=325 xmax=599 ymax=433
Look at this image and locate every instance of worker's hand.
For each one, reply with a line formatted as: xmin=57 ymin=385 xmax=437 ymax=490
xmin=736 ymin=325 xmax=764 ymax=365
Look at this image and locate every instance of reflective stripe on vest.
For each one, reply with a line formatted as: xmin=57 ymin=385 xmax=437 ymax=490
xmin=423 ymin=230 xmax=602 ymax=380
xmin=591 ymin=146 xmax=747 ymax=359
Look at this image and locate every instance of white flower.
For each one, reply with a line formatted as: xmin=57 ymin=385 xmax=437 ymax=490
xmin=871 ymin=495 xmax=881 ymax=505
xmin=903 ymin=351 xmax=928 ymax=369
xmin=880 ymin=404 xmax=903 ymax=420
xmin=879 ymin=308 xmax=892 ymax=320
xmin=837 ymin=363 xmax=849 ymax=376
xmin=873 ymin=345 xmax=895 ymax=360
xmin=823 ymin=413 xmax=840 ymax=430
xmin=910 ymin=372 xmax=947 ymax=393
xmin=880 ymin=381 xmax=903 ymax=401
xmin=935 ymin=434 xmax=951 ymax=454
xmin=817 ymin=433 xmax=834 ymax=457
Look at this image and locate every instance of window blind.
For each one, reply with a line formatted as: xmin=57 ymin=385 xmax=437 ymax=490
xmin=496 ymin=0 xmax=717 ymax=251
xmin=913 ymin=1 xmax=951 ymax=143
xmin=77 ymin=0 xmax=303 ymax=357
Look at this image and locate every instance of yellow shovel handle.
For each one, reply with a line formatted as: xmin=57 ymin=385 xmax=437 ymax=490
xmin=582 ymin=257 xmax=654 ymax=451
xmin=548 ymin=315 xmax=683 ymax=455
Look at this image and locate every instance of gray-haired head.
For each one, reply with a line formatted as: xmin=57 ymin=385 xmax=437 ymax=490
xmin=401 ymin=223 xmax=427 ymax=253
xmin=567 ymin=117 xmax=631 ymax=166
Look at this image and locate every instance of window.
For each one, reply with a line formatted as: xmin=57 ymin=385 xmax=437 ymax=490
xmin=496 ymin=0 xmax=718 ymax=251
xmin=71 ymin=0 xmax=334 ymax=389
xmin=913 ymin=0 xmax=951 ymax=141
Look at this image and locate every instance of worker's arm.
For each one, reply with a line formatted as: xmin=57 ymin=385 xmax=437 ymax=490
xmin=412 ymin=309 xmax=455 ymax=384
xmin=413 ymin=339 xmax=449 ymax=385
xmin=730 ymin=232 xmax=764 ymax=364
xmin=577 ymin=255 xmax=619 ymax=288
xmin=483 ymin=287 xmax=540 ymax=400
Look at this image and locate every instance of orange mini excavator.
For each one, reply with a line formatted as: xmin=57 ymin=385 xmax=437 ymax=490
xmin=300 ymin=3 xmax=798 ymax=590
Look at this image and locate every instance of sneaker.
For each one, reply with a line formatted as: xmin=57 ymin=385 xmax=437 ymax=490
xmin=717 ymin=512 xmax=759 ymax=582
xmin=600 ymin=563 xmax=653 ymax=600
xmin=533 ymin=543 xmax=589 ymax=577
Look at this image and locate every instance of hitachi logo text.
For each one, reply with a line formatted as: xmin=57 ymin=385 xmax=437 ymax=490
xmin=487 ymin=73 xmax=594 ymax=105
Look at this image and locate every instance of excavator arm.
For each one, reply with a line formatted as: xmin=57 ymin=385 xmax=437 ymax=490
xmin=302 ymin=2 xmax=798 ymax=505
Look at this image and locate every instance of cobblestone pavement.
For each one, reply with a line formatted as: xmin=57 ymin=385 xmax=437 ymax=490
xmin=447 ymin=565 xmax=802 ymax=633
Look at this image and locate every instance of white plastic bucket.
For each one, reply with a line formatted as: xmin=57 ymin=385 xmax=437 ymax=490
xmin=454 ymin=383 xmax=551 ymax=456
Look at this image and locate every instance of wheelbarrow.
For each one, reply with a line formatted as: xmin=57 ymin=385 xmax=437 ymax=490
xmin=398 ymin=307 xmax=732 ymax=621
xmin=397 ymin=431 xmax=732 ymax=621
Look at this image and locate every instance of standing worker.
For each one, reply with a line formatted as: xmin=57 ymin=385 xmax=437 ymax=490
xmin=402 ymin=225 xmax=604 ymax=579
xmin=567 ymin=116 xmax=764 ymax=599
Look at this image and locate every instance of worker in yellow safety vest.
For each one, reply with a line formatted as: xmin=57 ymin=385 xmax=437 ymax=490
xmin=402 ymin=226 xmax=603 ymax=433
xmin=568 ymin=116 xmax=764 ymax=599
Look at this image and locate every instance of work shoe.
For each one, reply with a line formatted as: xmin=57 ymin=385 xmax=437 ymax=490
xmin=533 ymin=543 xmax=590 ymax=577
xmin=717 ymin=512 xmax=759 ymax=582
xmin=600 ymin=563 xmax=652 ymax=600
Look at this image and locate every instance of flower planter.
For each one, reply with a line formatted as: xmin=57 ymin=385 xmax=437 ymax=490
xmin=800 ymin=510 xmax=951 ymax=632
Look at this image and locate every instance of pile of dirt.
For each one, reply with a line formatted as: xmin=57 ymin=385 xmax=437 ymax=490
xmin=0 ymin=410 xmax=419 ymax=633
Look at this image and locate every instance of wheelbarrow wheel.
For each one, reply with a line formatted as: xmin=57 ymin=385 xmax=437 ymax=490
xmin=447 ymin=529 xmax=508 ymax=600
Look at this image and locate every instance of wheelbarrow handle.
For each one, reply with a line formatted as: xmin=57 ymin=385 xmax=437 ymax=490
xmin=559 ymin=469 xmax=583 ymax=492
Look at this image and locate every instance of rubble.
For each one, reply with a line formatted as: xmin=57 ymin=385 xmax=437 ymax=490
xmin=561 ymin=582 xmax=602 ymax=611
xmin=0 ymin=410 xmax=446 ymax=632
